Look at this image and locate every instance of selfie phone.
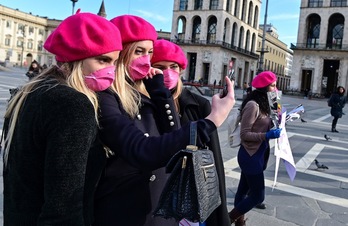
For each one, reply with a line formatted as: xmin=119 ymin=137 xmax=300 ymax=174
xmin=220 ymin=60 xmax=235 ymax=98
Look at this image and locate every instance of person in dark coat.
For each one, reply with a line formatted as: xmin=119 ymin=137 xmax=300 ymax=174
xmin=3 ymin=12 xmax=123 ymax=226
xmin=329 ymin=86 xmax=346 ymax=132
xmin=93 ymin=15 xmax=236 ymax=226
xmin=151 ymin=39 xmax=230 ymax=226
xmin=25 ymin=60 xmax=42 ymax=80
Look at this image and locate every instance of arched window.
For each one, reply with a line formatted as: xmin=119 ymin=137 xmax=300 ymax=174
xmin=225 ymin=0 xmax=231 ymax=11
xmin=234 ymin=0 xmax=239 ymax=17
xmin=245 ymin=30 xmax=250 ymax=51
xmin=176 ymin=16 xmax=186 ymax=41
xmin=179 ymin=0 xmax=188 ymax=10
xmin=326 ymin=13 xmax=344 ymax=49
xmin=194 ymin=0 xmax=203 ymax=10
xmin=238 ymin=26 xmax=244 ymax=48
xmin=247 ymin=2 xmax=253 ymax=25
xmin=306 ymin=14 xmax=321 ymax=48
xmin=231 ymin=23 xmax=238 ymax=47
xmin=192 ymin=17 xmax=201 ymax=43
xmin=207 ymin=17 xmax=217 ymax=43
xmin=251 ymin=33 xmax=256 ymax=52
xmin=210 ymin=0 xmax=219 ymax=10
xmin=253 ymin=6 xmax=259 ymax=28
xmin=241 ymin=0 xmax=247 ymax=22
xmin=223 ymin=19 xmax=230 ymax=43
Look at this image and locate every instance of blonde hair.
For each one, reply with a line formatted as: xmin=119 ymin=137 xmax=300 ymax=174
xmin=109 ymin=42 xmax=150 ymax=118
xmin=171 ymin=77 xmax=183 ymax=113
xmin=3 ymin=62 xmax=99 ymax=166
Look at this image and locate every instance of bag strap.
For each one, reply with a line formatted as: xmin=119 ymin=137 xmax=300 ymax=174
xmin=189 ymin=122 xmax=197 ymax=146
xmin=0 ymin=123 xmax=5 ymax=150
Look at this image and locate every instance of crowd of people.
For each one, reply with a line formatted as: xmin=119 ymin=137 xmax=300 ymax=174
xmin=2 ymin=9 xmax=346 ymax=226
xmin=2 ymin=11 xmax=235 ymax=226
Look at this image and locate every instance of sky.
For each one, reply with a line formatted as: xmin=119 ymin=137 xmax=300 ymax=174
xmin=1 ymin=0 xmax=301 ymax=47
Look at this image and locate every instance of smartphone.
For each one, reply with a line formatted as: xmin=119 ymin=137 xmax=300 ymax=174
xmin=220 ymin=68 xmax=235 ymax=98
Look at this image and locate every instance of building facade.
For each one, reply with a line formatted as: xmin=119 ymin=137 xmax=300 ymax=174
xmin=170 ymin=0 xmax=261 ymax=88
xmin=0 ymin=5 xmax=60 ymax=67
xmin=291 ymin=0 xmax=348 ymax=97
xmin=258 ymin=24 xmax=292 ymax=91
xmin=170 ymin=0 xmax=293 ymax=91
xmin=0 ymin=2 xmax=107 ymax=68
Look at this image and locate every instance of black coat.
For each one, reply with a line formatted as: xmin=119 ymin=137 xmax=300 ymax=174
xmin=178 ymin=88 xmax=231 ymax=226
xmin=93 ymin=77 xmax=216 ymax=226
xmin=4 ymin=83 xmax=105 ymax=226
xmin=330 ymin=93 xmax=346 ymax=118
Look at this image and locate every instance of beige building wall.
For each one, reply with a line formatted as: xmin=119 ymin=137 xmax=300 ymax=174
xmin=0 ymin=5 xmax=59 ymax=67
xmin=257 ymin=26 xmax=292 ymax=90
xmin=291 ymin=0 xmax=348 ymax=97
xmin=170 ymin=0 xmax=262 ymax=88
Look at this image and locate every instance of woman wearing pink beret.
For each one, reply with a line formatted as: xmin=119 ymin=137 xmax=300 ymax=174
xmin=3 ymin=12 xmax=122 ymax=225
xmin=151 ymin=39 xmax=231 ymax=226
xmin=228 ymin=71 xmax=282 ymax=225
xmin=93 ymin=15 xmax=236 ymax=226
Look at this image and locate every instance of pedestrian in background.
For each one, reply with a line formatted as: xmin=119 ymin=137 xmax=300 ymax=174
xmin=228 ymin=71 xmax=282 ymax=226
xmin=3 ymin=12 xmax=122 ymax=226
xmin=25 ymin=60 xmax=42 ymax=80
xmin=151 ymin=39 xmax=230 ymax=226
xmin=328 ymin=86 xmax=346 ymax=132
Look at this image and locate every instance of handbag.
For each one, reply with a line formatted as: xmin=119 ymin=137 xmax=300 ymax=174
xmin=153 ymin=122 xmax=221 ymax=223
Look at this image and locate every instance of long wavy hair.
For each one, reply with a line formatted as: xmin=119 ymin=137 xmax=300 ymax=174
xmin=241 ymin=87 xmax=271 ymax=115
xmin=108 ymin=42 xmax=148 ymax=118
xmin=4 ymin=61 xmax=99 ymax=166
xmin=169 ymin=69 xmax=184 ymax=113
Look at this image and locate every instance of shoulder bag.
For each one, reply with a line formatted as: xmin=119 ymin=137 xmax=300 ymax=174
xmin=153 ymin=122 xmax=221 ymax=223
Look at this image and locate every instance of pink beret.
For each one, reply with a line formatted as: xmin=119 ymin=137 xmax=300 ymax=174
xmin=252 ymin=71 xmax=277 ymax=88
xmin=110 ymin=15 xmax=157 ymax=44
xmin=151 ymin=39 xmax=187 ymax=69
xmin=44 ymin=12 xmax=122 ymax=62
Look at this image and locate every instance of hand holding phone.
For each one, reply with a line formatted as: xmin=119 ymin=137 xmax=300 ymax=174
xmin=220 ymin=68 xmax=235 ymax=98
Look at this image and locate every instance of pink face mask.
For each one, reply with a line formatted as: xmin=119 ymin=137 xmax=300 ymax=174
xmin=84 ymin=65 xmax=116 ymax=91
xmin=163 ymin=69 xmax=180 ymax=90
xmin=129 ymin=55 xmax=151 ymax=81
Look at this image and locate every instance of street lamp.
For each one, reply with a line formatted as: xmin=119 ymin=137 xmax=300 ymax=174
xmin=71 ymin=0 xmax=78 ymax=15
xmin=20 ymin=25 xmax=26 ymax=68
xmin=257 ymin=0 xmax=269 ymax=74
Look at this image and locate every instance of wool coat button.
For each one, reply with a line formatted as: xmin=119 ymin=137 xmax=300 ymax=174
xmin=144 ymin=133 xmax=149 ymax=137
xmin=168 ymin=115 xmax=173 ymax=120
xmin=165 ymin=104 xmax=170 ymax=109
xmin=149 ymin=175 xmax=156 ymax=181
xmin=166 ymin=110 xmax=171 ymax=115
xmin=170 ymin=122 xmax=175 ymax=126
xmin=137 ymin=114 xmax=141 ymax=120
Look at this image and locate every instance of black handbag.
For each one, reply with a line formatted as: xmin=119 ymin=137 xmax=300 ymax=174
xmin=153 ymin=122 xmax=221 ymax=223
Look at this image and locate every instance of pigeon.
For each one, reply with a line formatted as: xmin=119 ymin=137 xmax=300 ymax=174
xmin=300 ymin=118 xmax=307 ymax=123
xmin=324 ymin=134 xmax=332 ymax=141
xmin=314 ymin=159 xmax=329 ymax=169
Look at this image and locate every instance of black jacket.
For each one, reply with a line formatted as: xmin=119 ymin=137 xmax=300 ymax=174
xmin=4 ymin=83 xmax=105 ymax=226
xmin=330 ymin=93 xmax=346 ymax=118
xmin=178 ymin=88 xmax=231 ymax=226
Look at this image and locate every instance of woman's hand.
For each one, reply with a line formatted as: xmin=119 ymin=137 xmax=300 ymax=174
xmin=205 ymin=76 xmax=235 ymax=127
xmin=146 ymin=67 xmax=163 ymax=79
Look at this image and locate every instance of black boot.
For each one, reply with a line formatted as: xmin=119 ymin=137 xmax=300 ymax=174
xmin=235 ymin=215 xmax=246 ymax=226
xmin=332 ymin=128 xmax=339 ymax=133
xmin=228 ymin=208 xmax=243 ymax=224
